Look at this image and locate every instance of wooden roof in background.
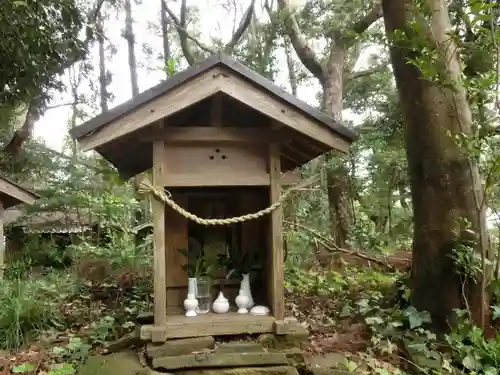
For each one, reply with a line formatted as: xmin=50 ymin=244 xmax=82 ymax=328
xmin=70 ymin=53 xmax=358 ymax=178
xmin=0 ymin=175 xmax=39 ymax=209
xmin=4 ymin=208 xmax=96 ymax=233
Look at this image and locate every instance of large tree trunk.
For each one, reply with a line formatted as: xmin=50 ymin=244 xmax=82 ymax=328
xmin=322 ymin=45 xmax=352 ymax=247
xmin=382 ymin=0 xmax=488 ymax=331
xmin=3 ymin=97 xmax=43 ymax=166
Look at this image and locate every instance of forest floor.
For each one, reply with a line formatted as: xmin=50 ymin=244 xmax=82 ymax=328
xmin=0 ymin=259 xmax=498 ymax=374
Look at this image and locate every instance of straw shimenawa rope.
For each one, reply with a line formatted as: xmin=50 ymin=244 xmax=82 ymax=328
xmin=138 ymin=175 xmax=319 ymax=226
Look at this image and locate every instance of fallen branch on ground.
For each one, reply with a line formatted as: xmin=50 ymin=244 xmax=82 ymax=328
xmin=284 ymin=220 xmax=411 ymax=269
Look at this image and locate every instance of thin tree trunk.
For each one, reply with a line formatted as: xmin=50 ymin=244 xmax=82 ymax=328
xmin=97 ymin=10 xmax=108 ymax=112
xmin=382 ymin=0 xmax=488 ymax=331
xmin=125 ymin=0 xmax=139 ymax=97
xmin=69 ymin=66 xmax=82 ymax=156
xmin=160 ymin=0 xmax=171 ymax=71
xmin=124 ymin=0 xmax=143 ymax=238
xmin=285 ymin=42 xmax=298 ymax=96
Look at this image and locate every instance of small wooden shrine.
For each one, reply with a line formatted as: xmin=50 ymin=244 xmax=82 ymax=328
xmin=0 ymin=175 xmax=39 ymax=278
xmin=70 ymin=53 xmax=356 ymax=362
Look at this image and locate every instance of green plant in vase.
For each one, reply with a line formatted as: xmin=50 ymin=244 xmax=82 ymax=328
xmin=222 ymin=247 xmax=262 ymax=309
xmin=223 ymin=247 xmax=262 ymax=280
xmin=177 ymin=237 xmax=204 ymax=279
xmin=177 ymin=238 xmax=227 ymax=314
xmin=177 ymin=238 xmax=204 ymax=316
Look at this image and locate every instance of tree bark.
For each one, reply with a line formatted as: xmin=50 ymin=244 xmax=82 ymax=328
xmin=3 ymin=97 xmax=44 ymax=163
xmin=382 ymin=0 xmax=488 ymax=331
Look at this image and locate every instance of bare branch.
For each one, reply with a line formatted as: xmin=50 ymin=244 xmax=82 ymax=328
xmin=89 ymin=0 xmax=107 ymax=24
xmin=274 ymin=0 xmax=325 ymax=82
xmin=46 ymin=101 xmax=87 ymax=110
xmin=163 ymin=0 xmax=215 ymax=65
xmin=345 ymin=64 xmax=387 ymax=82
xmin=225 ymin=0 xmax=256 ymax=52
xmin=331 ymin=2 xmax=382 ymax=44
xmin=351 ymin=2 xmax=382 ymax=35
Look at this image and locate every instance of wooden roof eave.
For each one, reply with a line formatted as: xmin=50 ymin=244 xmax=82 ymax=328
xmin=70 ymin=54 xmax=357 ymax=157
xmin=0 ymin=176 xmax=39 ymax=209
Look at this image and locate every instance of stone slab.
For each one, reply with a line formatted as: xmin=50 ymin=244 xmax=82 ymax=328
xmin=78 ymin=352 xmax=146 ymax=375
xmin=150 ymin=326 xmax=167 ymax=343
xmin=274 ymin=320 xmax=309 ymax=336
xmin=258 ymin=333 xmax=308 ymax=350
xmin=147 ymin=337 xmax=215 ymax=358
xmin=306 ymin=353 xmax=349 ymax=375
xmin=104 ymin=332 xmax=142 ymax=353
xmin=216 ymin=342 xmax=264 ymax=354
xmin=152 ymin=352 xmax=288 ymax=371
xmin=172 ymin=365 xmax=299 ymax=375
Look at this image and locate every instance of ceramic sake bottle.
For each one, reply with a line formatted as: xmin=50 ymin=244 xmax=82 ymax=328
xmin=212 ymin=291 xmax=230 ymax=314
xmin=184 ymin=277 xmax=199 ymax=317
xmin=240 ymin=273 xmax=255 ymax=308
xmin=235 ymin=289 xmax=249 ymax=314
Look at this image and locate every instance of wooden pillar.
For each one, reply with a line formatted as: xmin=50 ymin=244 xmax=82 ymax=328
xmin=269 ymin=143 xmax=285 ymax=320
xmin=153 ymin=139 xmax=167 ymax=326
xmin=0 ymin=202 xmax=4 ymax=279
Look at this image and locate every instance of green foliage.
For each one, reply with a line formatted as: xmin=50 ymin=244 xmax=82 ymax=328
xmin=447 ymin=310 xmax=500 ymax=375
xmin=51 ymin=336 xmax=91 ymax=365
xmin=0 ymin=0 xmax=88 ymax=105
xmin=177 ymin=237 xmax=206 ymax=278
xmin=222 ymin=245 xmax=262 ymax=280
xmin=0 ymin=273 xmax=76 ymax=350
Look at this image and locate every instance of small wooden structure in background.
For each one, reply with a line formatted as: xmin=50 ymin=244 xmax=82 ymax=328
xmin=70 ymin=54 xmax=356 ymax=344
xmin=0 ymin=175 xmax=38 ymax=278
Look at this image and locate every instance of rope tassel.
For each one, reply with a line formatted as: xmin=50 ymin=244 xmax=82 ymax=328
xmin=138 ymin=174 xmax=320 ymax=226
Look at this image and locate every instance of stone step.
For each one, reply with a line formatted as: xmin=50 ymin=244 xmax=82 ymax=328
xmin=147 ymin=337 xmax=215 ymax=358
xmin=152 ymin=352 xmax=288 ymax=371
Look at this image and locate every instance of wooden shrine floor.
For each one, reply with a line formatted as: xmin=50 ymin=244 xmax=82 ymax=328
xmin=141 ymin=312 xmax=275 ymax=340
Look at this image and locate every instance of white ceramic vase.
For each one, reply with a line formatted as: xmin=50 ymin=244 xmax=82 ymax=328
xmin=240 ymin=273 xmax=254 ymax=308
xmin=212 ymin=291 xmax=230 ymax=314
xmin=184 ymin=277 xmax=199 ymax=317
xmin=235 ymin=289 xmax=249 ymax=314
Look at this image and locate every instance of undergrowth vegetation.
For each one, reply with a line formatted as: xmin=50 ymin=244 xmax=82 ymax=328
xmin=2 ymin=232 xmax=500 ymax=374
xmin=285 ymin=264 xmax=500 ymax=375
xmin=0 ymin=224 xmax=154 ymax=374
